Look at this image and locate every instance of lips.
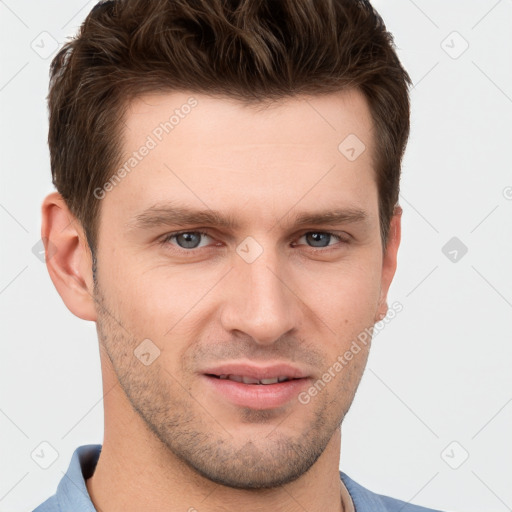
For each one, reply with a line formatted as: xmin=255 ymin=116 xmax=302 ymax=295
xmin=202 ymin=362 xmax=308 ymax=381
xmin=201 ymin=362 xmax=310 ymax=409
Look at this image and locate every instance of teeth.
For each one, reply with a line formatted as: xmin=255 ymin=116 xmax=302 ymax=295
xmin=260 ymin=377 xmax=279 ymax=384
xmin=216 ymin=374 xmax=291 ymax=384
xmin=241 ymin=376 xmax=260 ymax=384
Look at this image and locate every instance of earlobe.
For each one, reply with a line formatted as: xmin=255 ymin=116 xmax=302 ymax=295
xmin=375 ymin=307 xmax=388 ymax=322
xmin=375 ymin=205 xmax=402 ymax=323
xmin=41 ymin=192 xmax=97 ymax=322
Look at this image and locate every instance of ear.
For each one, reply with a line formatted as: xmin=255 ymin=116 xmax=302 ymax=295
xmin=41 ymin=192 xmax=97 ymax=321
xmin=375 ymin=205 xmax=402 ymax=322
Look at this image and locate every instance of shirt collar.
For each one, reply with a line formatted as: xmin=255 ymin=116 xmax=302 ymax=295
xmin=56 ymin=444 xmax=100 ymax=512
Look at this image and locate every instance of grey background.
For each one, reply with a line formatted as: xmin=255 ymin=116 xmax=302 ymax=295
xmin=1 ymin=1 xmax=511 ymax=511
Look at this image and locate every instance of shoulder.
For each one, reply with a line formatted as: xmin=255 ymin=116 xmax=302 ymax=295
xmin=340 ymin=472 xmax=447 ymax=512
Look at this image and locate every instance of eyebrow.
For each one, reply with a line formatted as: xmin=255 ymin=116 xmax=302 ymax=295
xmin=129 ymin=202 xmax=369 ymax=231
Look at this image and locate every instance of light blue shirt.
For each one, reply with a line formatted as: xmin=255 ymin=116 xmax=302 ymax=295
xmin=33 ymin=445 xmax=445 ymax=512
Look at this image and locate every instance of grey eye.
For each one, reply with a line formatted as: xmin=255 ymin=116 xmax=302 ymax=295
xmin=175 ymin=232 xmax=203 ymax=248
xmin=304 ymin=232 xmax=334 ymax=247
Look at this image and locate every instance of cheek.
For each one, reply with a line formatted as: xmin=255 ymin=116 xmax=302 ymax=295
xmin=104 ymin=262 xmax=221 ymax=359
xmin=296 ymin=255 xmax=382 ymax=325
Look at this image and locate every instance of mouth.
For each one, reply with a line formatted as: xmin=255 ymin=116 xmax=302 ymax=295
xmin=206 ymin=374 xmax=295 ymax=385
xmin=200 ymin=363 xmax=311 ymax=409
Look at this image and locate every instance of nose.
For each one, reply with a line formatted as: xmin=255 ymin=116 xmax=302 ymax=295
xmin=219 ymin=246 xmax=300 ymax=346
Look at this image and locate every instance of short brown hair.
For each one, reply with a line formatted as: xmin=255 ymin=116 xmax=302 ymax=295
xmin=48 ymin=0 xmax=410 ymax=254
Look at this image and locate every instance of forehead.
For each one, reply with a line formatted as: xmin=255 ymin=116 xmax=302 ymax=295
xmin=122 ymin=89 xmax=374 ymax=155
xmin=104 ymin=89 xmax=378 ymax=230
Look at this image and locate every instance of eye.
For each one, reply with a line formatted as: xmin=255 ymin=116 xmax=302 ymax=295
xmin=293 ymin=231 xmax=350 ymax=249
xmin=161 ymin=231 xmax=213 ymax=250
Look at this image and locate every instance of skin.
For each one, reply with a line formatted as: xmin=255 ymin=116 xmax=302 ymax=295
xmin=41 ymin=89 xmax=401 ymax=512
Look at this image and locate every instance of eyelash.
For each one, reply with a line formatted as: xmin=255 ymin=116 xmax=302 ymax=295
xmin=159 ymin=230 xmax=351 ymax=255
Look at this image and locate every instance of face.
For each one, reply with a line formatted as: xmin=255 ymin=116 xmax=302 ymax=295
xmin=91 ymin=89 xmax=399 ymax=489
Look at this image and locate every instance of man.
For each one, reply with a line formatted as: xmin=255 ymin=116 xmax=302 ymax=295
xmin=33 ymin=0 xmax=445 ymax=510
